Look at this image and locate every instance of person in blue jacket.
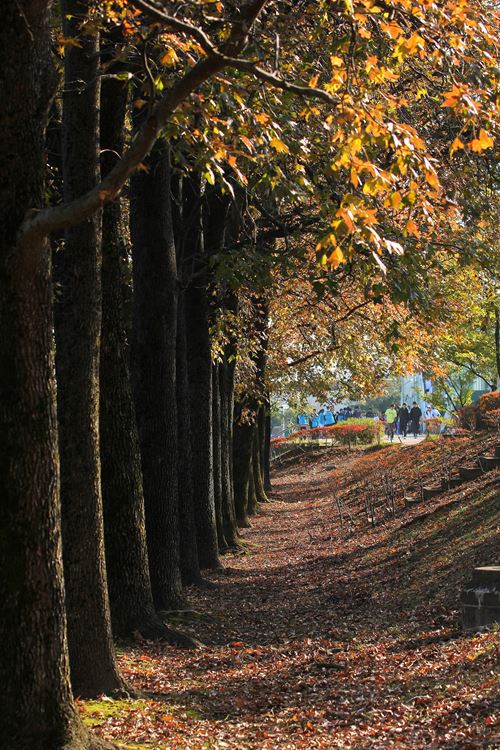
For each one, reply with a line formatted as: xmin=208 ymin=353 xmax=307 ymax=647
xmin=324 ymin=408 xmax=334 ymax=426
xmin=310 ymin=412 xmax=320 ymax=428
xmin=297 ymin=413 xmax=308 ymax=429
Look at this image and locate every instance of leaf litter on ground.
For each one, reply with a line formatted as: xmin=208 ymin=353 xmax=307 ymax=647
xmin=82 ymin=434 xmax=499 ymax=749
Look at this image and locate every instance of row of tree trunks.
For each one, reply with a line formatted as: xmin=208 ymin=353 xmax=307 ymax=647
xmin=0 ymin=5 xmax=272 ymax=746
xmin=0 ymin=2 xmax=109 ymax=747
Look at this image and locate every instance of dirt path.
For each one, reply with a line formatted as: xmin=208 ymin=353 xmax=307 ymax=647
xmin=88 ymin=445 xmax=499 ymax=749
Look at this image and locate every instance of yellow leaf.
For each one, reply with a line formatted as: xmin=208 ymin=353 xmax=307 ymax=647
xmin=269 ymin=137 xmax=290 ymax=154
xmin=309 ymin=74 xmax=319 ymax=88
xmin=441 ymin=85 xmax=463 ymax=108
xmin=328 ymin=247 xmax=345 ymax=269
xmin=161 ymin=48 xmax=179 ymax=66
xmin=336 ymin=208 xmax=355 ymax=233
xmin=227 ymin=155 xmax=247 ymax=185
xmin=381 ymin=21 xmax=402 ymax=39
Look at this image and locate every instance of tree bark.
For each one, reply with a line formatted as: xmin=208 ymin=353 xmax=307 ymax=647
xmin=212 ymin=363 xmax=228 ymax=550
xmin=232 ymin=404 xmax=254 ymax=528
xmin=176 ymin=290 xmax=203 ymax=583
xmin=99 ymin=49 xmax=188 ymax=643
xmin=495 ymin=306 xmax=500 ymax=385
xmin=262 ymin=401 xmax=272 ymax=492
xmin=130 ymin=135 xmax=184 ymax=610
xmin=172 ymin=171 xmax=202 ymax=584
xmin=252 ymin=414 xmax=269 ymax=504
xmin=0 ymin=2 xmax=107 ymax=747
xmin=183 ymin=172 xmax=220 ymax=569
xmin=55 ymin=0 xmax=124 ymax=698
xmin=253 ymin=295 xmax=270 ymax=504
xmin=219 ymin=356 xmax=239 ymax=546
xmin=247 ymin=428 xmax=259 ymax=516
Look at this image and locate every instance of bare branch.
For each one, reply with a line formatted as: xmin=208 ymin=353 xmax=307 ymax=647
xmin=128 ymin=0 xmax=218 ymax=55
xmin=223 ymin=56 xmax=340 ymax=106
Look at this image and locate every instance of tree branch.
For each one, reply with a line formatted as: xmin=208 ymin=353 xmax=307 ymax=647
xmin=449 ymin=359 xmax=494 ymax=390
xmin=287 ymin=350 xmax=322 ymax=367
xmin=128 ymin=0 xmax=218 ymax=55
xmin=19 ymin=0 xmax=339 ymax=252
xmin=18 ymin=0 xmax=272 ymax=246
xmin=222 ymin=56 xmax=340 ymax=106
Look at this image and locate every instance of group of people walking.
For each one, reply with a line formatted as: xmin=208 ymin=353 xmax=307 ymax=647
xmin=384 ymin=402 xmax=421 ymax=441
xmin=383 ymin=402 xmax=441 ymax=441
xmin=296 ymin=401 xmax=441 ymax=442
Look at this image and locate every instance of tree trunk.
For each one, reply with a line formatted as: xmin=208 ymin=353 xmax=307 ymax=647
xmin=495 ymin=306 xmax=500 ymax=385
xmin=55 ymin=0 xmax=124 ymax=698
xmin=253 ymin=295 xmax=270 ymax=503
xmin=262 ymin=402 xmax=272 ymax=492
xmin=176 ymin=290 xmax=203 ymax=583
xmin=219 ymin=356 xmax=239 ymax=546
xmin=247 ymin=428 xmax=259 ymax=516
xmin=233 ymin=403 xmax=254 ymax=528
xmin=99 ymin=51 xmax=186 ymax=642
xmin=252 ymin=414 xmax=269 ymax=504
xmin=130 ymin=136 xmax=184 ymax=610
xmin=212 ymin=363 xmax=228 ymax=550
xmin=0 ymin=3 xmax=107 ymax=746
xmin=172 ymin=171 xmax=202 ymax=585
xmin=183 ymin=172 xmax=220 ymax=569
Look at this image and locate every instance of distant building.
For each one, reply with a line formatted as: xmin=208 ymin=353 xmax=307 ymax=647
xmin=398 ymin=372 xmax=492 ymax=415
xmin=399 ymin=373 xmax=428 ymax=413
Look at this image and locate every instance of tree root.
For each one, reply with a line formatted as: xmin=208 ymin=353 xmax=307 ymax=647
xmin=144 ymin=619 xmax=202 ymax=649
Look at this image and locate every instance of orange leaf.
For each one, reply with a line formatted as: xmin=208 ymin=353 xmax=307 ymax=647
xmin=406 ymin=219 xmax=420 ymax=237
xmin=450 ymin=137 xmax=464 ymax=156
xmin=469 ymin=128 xmax=494 ymax=152
xmin=255 ymin=112 xmax=270 ymax=125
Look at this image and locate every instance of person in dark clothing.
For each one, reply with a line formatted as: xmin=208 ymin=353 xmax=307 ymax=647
xmin=409 ymin=401 xmax=422 ymax=437
xmin=399 ymin=402 xmax=410 ymax=437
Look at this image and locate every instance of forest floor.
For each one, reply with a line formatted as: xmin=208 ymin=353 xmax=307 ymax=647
xmin=84 ymin=434 xmax=499 ymax=749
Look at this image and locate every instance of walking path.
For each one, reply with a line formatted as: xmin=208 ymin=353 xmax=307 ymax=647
xmin=382 ymin=434 xmax=427 ymax=446
xmin=89 ymin=441 xmax=498 ymax=749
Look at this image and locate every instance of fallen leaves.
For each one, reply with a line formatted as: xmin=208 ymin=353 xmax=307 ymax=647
xmin=84 ymin=435 xmax=499 ymax=749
